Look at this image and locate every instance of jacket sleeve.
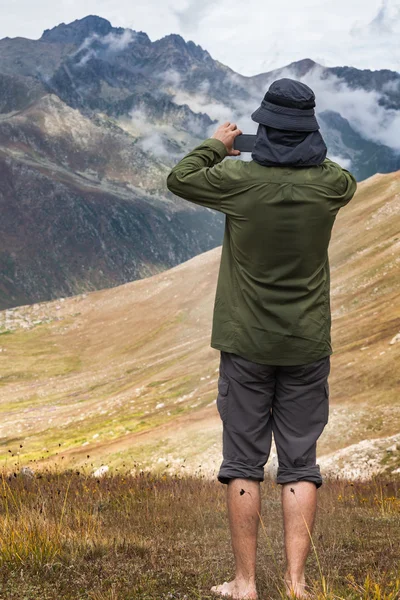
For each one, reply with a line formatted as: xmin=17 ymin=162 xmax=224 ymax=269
xmin=166 ymin=138 xmax=228 ymax=212
xmin=321 ymin=159 xmax=358 ymax=214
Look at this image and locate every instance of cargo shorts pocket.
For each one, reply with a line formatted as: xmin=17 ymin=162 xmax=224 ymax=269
xmin=217 ymin=376 xmax=230 ymax=424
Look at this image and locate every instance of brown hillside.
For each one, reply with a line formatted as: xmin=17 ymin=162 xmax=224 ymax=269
xmin=0 ymin=170 xmax=399 ymax=477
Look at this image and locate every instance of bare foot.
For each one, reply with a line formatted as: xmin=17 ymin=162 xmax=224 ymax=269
xmin=284 ymin=579 xmax=311 ymax=599
xmin=211 ymin=579 xmax=258 ymax=599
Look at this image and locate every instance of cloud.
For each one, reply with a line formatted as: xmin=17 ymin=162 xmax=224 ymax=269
xmin=382 ymin=80 xmax=400 ymax=93
xmin=157 ymin=69 xmax=259 ymax=163
xmin=163 ymin=0 xmax=400 ymax=76
xmin=102 ymin=28 xmax=136 ymax=51
xmin=159 ymin=69 xmax=259 ymax=138
xmin=128 ymin=108 xmax=188 ymax=161
xmin=74 ymin=28 xmax=136 ymax=66
xmin=367 ymin=0 xmax=400 ymax=34
xmin=76 ymin=46 xmax=96 ymax=66
xmin=173 ymin=0 xmax=214 ymax=33
xmin=162 ymin=69 xmax=182 ymax=88
xmin=139 ymin=131 xmax=171 ymax=159
xmin=172 ymin=89 xmax=229 ymax=124
xmin=234 ymin=65 xmax=400 ymax=152
xmin=158 ymin=63 xmax=400 ymax=163
xmin=329 ymin=155 xmax=353 ymax=170
xmin=292 ymin=66 xmax=400 ymax=151
xmin=1 ymin=1 xmax=400 ymax=76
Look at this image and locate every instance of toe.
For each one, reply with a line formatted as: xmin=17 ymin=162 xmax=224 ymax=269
xmin=211 ymin=582 xmax=229 ymax=596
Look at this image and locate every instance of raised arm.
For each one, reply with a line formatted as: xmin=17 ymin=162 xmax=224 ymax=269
xmin=166 ymin=122 xmax=242 ymax=213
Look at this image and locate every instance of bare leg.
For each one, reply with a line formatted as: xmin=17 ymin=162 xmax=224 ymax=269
xmin=211 ymin=479 xmax=259 ymax=599
xmin=282 ymin=481 xmax=317 ymax=598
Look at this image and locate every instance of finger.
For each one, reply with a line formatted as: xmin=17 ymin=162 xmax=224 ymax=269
xmin=232 ymin=129 xmax=243 ymax=137
xmin=221 ymin=121 xmax=231 ymax=128
xmin=228 ymin=123 xmax=237 ymax=130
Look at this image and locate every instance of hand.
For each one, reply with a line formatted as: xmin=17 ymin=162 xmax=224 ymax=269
xmin=211 ymin=121 xmax=242 ymax=156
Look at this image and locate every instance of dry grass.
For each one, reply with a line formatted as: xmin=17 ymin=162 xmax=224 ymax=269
xmin=0 ymin=468 xmax=399 ymax=600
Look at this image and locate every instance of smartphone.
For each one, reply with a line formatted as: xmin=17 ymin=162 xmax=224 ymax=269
xmin=234 ymin=134 xmax=256 ymax=152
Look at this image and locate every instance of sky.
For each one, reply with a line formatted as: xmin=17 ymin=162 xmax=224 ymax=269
xmin=0 ymin=0 xmax=400 ymax=75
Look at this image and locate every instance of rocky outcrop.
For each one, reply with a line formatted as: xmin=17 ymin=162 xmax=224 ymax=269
xmin=319 ymin=434 xmax=400 ymax=480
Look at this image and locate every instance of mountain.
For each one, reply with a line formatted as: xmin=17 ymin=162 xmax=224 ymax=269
xmin=0 ymin=93 xmax=221 ymax=309
xmin=1 ymin=15 xmax=400 ymax=309
xmin=318 ymin=110 xmax=400 ymax=182
xmin=41 ymin=15 xmax=117 ymax=44
xmin=0 ymin=17 xmax=224 ymax=310
xmin=0 ymin=169 xmax=399 ymax=479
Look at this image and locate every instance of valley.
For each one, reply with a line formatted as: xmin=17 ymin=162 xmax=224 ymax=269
xmin=0 ymin=170 xmax=399 ymax=480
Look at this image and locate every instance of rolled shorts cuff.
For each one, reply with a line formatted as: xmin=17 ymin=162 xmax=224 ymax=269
xmin=276 ymin=465 xmax=323 ymax=489
xmin=217 ymin=459 xmax=265 ymax=485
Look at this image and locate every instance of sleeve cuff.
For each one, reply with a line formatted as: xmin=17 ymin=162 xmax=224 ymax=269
xmin=201 ymin=138 xmax=229 ymax=160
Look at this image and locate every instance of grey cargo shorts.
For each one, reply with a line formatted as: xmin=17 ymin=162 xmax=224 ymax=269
xmin=216 ymin=351 xmax=330 ymax=488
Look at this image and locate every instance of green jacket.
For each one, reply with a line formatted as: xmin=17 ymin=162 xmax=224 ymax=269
xmin=167 ymin=138 xmax=357 ymax=365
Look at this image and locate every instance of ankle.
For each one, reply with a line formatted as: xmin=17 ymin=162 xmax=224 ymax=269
xmin=235 ymin=573 xmax=257 ymax=588
xmin=285 ymin=571 xmax=305 ymax=585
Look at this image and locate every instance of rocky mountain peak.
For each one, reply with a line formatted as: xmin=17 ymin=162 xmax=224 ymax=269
xmin=40 ymin=15 xmax=117 ymax=45
xmin=154 ymin=33 xmax=212 ymax=64
xmin=285 ymin=58 xmax=319 ymax=76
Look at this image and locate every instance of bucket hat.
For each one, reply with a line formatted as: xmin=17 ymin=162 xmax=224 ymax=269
xmin=251 ymin=78 xmax=320 ymax=132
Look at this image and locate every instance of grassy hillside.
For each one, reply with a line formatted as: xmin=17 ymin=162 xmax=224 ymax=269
xmin=0 ymin=170 xmax=399 ymax=478
xmin=0 ymin=470 xmax=399 ymax=600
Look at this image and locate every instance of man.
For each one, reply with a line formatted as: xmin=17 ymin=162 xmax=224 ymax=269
xmin=167 ymin=78 xmax=357 ymax=599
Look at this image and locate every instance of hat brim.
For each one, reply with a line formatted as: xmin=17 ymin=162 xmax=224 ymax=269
xmin=251 ymin=102 xmax=320 ymax=132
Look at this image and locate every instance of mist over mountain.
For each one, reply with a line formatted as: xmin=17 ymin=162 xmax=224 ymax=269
xmin=1 ymin=15 xmax=400 ymax=309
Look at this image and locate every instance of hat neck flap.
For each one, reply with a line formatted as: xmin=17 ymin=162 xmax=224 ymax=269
xmin=251 ymin=125 xmax=327 ymax=168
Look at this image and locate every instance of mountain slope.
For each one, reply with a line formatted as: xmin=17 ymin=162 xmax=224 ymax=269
xmin=0 ymin=93 xmax=222 ymax=310
xmin=0 ymin=170 xmax=399 ymax=479
xmin=0 ymin=17 xmax=224 ymax=310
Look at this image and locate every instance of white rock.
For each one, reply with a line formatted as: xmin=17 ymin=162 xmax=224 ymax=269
xmin=319 ymin=433 xmax=400 ymax=480
xmin=93 ymin=465 xmax=109 ymax=477
xmin=386 ymin=444 xmax=399 ymax=453
xmin=21 ymin=467 xmax=35 ymax=478
xmin=389 ymin=333 xmax=400 ymax=345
